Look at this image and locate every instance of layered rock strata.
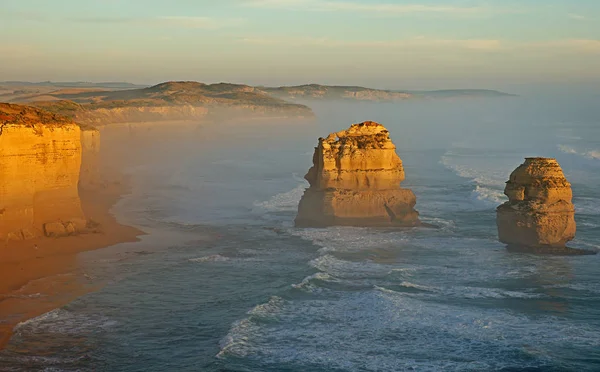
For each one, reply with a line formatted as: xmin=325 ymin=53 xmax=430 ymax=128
xmin=0 ymin=103 xmax=92 ymax=241
xmin=295 ymin=121 xmax=420 ymax=227
xmin=496 ymin=158 xmax=576 ymax=250
xmin=79 ymin=126 xmax=101 ymax=189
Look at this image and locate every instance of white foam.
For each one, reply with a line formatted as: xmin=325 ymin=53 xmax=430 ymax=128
xmin=248 ymin=296 xmax=286 ymax=318
xmin=557 ymin=144 xmax=578 ymax=154
xmin=14 ymin=308 xmax=116 ymax=335
xmin=291 ymin=272 xmax=333 ymax=293
xmin=574 ymin=197 xmax=600 ymax=215
xmin=216 ymin=286 xmax=590 ymax=370
xmin=188 ymin=254 xmax=230 ymax=263
xmin=216 ymin=318 xmax=257 ymax=359
xmin=473 ymin=185 xmax=506 ymax=205
xmin=253 ymin=184 xmax=307 ymax=213
xmin=558 ymin=144 xmax=600 ymax=160
xmin=440 ymin=152 xmax=508 ymax=207
xmin=587 ymin=150 xmax=600 ymax=160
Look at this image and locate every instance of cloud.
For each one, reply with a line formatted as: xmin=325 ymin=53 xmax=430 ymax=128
xmin=241 ymin=0 xmax=517 ymax=15
xmin=4 ymin=10 xmax=244 ymax=30
xmin=239 ymin=36 xmax=505 ymax=50
xmin=156 ymin=16 xmax=245 ymax=29
xmin=568 ymin=13 xmax=587 ymax=20
xmin=239 ymin=36 xmax=600 ymax=54
xmin=530 ymin=39 xmax=600 ymax=54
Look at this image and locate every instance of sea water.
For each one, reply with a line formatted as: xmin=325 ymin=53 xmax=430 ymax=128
xmin=1 ymin=94 xmax=600 ymax=371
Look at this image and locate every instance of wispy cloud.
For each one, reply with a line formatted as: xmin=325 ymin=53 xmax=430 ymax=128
xmin=5 ymin=10 xmax=244 ymax=30
xmin=240 ymin=36 xmax=504 ymax=50
xmin=156 ymin=16 xmax=245 ymax=29
xmin=239 ymin=35 xmax=600 ymax=54
xmin=241 ymin=0 xmax=518 ymax=15
xmin=568 ymin=13 xmax=587 ymax=20
xmin=532 ymin=39 xmax=600 ymax=54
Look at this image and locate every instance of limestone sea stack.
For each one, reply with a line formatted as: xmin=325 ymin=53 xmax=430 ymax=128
xmin=496 ymin=158 xmax=576 ymax=250
xmin=295 ymin=121 xmax=420 ymax=227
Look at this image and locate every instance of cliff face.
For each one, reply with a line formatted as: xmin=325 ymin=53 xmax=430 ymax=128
xmin=295 ymin=121 xmax=420 ymax=227
xmin=73 ymin=105 xmax=209 ymax=125
xmin=79 ymin=127 xmax=101 ymax=189
xmin=496 ymin=158 xmax=576 ymax=249
xmin=262 ymin=84 xmax=412 ymax=102
xmin=0 ymin=103 xmax=89 ymax=240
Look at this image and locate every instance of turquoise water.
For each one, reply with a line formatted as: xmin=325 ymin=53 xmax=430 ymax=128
xmin=1 ymin=96 xmax=600 ymax=371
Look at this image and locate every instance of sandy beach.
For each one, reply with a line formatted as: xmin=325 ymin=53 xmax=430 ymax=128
xmin=0 ymin=180 xmax=143 ymax=350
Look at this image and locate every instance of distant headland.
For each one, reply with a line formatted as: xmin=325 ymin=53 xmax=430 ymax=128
xmin=0 ymin=81 xmax=515 ymax=126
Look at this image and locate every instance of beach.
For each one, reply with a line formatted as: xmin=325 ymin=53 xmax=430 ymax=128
xmin=0 ymin=161 xmax=143 ymax=351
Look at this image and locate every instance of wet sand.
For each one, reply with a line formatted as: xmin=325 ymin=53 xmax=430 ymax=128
xmin=0 ymin=181 xmax=144 ymax=350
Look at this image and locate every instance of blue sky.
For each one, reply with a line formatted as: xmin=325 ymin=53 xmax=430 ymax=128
xmin=1 ymin=0 xmax=599 ymax=90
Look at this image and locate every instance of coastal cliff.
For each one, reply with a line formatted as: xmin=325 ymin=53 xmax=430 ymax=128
xmin=260 ymin=84 xmax=515 ymax=102
xmin=22 ymin=81 xmax=314 ymax=125
xmin=295 ymin=121 xmax=420 ymax=227
xmin=496 ymin=158 xmax=577 ymax=252
xmin=262 ymin=84 xmax=412 ymax=101
xmin=0 ymin=103 xmax=90 ymax=240
xmin=79 ymin=126 xmax=101 ymax=189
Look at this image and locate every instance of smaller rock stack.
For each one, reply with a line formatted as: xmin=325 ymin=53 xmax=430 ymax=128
xmin=496 ymin=158 xmax=576 ymax=250
xmin=295 ymin=121 xmax=420 ymax=227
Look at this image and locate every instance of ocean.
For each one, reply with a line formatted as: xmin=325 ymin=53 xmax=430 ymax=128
xmin=1 ymin=95 xmax=600 ymax=371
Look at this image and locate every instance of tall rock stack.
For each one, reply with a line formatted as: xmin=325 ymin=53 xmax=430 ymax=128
xmin=496 ymin=157 xmax=576 ymax=250
xmin=295 ymin=121 xmax=420 ymax=227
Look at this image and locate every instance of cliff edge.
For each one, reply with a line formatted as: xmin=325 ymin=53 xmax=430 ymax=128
xmin=0 ymin=103 xmax=92 ymax=240
xmin=295 ymin=121 xmax=420 ymax=227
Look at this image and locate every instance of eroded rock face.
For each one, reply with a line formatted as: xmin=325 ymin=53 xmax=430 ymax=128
xmin=79 ymin=127 xmax=101 ymax=189
xmin=295 ymin=121 xmax=420 ymax=227
xmin=0 ymin=103 xmax=91 ymax=241
xmin=496 ymin=158 xmax=576 ymax=249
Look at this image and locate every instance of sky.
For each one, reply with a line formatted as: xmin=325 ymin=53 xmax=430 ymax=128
xmin=1 ymin=0 xmax=599 ymax=91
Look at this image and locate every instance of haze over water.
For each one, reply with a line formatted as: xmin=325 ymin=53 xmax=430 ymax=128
xmin=1 ymin=94 xmax=600 ymax=371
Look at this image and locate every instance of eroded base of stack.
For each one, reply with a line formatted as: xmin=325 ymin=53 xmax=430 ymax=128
xmin=295 ymin=188 xmax=420 ymax=227
xmin=497 ymin=201 xmax=576 ymax=248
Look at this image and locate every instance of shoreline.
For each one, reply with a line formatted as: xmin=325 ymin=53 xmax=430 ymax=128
xmin=0 ymin=180 xmax=144 ymax=351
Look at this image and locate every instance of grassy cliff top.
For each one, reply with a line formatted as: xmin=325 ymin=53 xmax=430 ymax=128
xmin=0 ymin=102 xmax=75 ymax=127
xmin=29 ymin=81 xmax=303 ymax=108
xmin=11 ymin=81 xmax=312 ymax=118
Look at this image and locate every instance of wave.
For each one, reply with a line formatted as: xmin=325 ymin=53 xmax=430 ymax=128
xmin=188 ymin=255 xmax=230 ymax=263
xmin=247 ymin=296 xmax=286 ymax=318
xmin=217 ymin=296 xmax=286 ymax=359
xmin=573 ymin=197 xmax=600 ymax=215
xmin=558 ymin=144 xmax=600 ymax=160
xmin=440 ymin=152 xmax=508 ymax=207
xmin=14 ymin=308 xmax=116 ymax=335
xmin=216 ymin=286 xmax=590 ymax=371
xmin=291 ymin=272 xmax=334 ymax=294
xmin=376 ymin=283 xmax=544 ymax=299
xmin=253 ymin=184 xmax=306 ymax=214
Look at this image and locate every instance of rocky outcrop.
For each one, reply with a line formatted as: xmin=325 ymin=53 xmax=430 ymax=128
xmin=295 ymin=121 xmax=420 ymax=227
xmin=496 ymin=158 xmax=576 ymax=250
xmin=0 ymin=103 xmax=92 ymax=241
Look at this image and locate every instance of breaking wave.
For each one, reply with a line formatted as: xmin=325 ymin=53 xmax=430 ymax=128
xmin=440 ymin=152 xmax=507 ymax=207
xmin=558 ymin=144 xmax=600 ymax=160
